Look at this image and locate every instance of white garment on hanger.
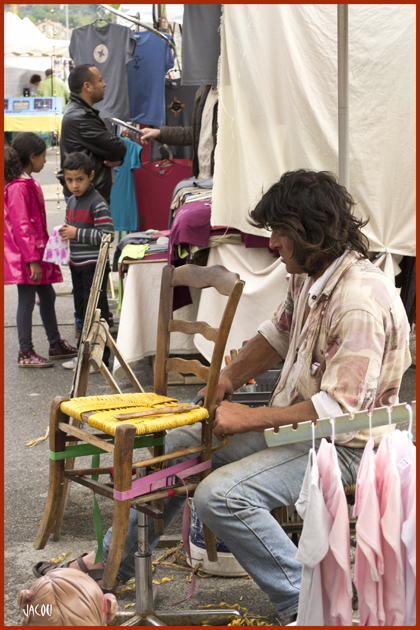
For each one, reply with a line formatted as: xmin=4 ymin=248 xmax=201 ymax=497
xmin=392 ymin=429 xmax=416 ymax=625
xmin=295 ymin=448 xmax=332 ymax=626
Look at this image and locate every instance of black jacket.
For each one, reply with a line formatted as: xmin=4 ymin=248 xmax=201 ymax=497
xmin=58 ymin=93 xmax=127 ymax=204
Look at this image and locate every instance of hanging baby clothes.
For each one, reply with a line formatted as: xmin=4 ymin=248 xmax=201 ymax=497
xmin=295 ymin=447 xmax=332 ymax=626
xmin=69 ymin=23 xmax=136 ymax=120
xmin=353 ymin=437 xmax=385 ymax=625
xmin=391 ymin=429 xmax=416 ymax=626
xmin=375 ymin=434 xmax=406 ymax=625
xmin=127 ymin=32 xmax=174 ymax=126
xmin=317 ymin=438 xmax=353 ymax=626
xmin=110 ymin=138 xmax=142 ymax=231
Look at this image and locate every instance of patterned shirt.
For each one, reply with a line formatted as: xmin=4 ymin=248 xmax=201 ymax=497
xmin=259 ymin=251 xmax=411 ymax=447
xmin=65 ymin=184 xmax=114 ymax=266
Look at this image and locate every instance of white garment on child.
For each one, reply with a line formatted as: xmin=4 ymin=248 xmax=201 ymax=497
xmin=42 ymin=225 xmax=69 ymax=265
xmin=295 ymin=448 xmax=332 ymax=626
xmin=353 ymin=437 xmax=385 ymax=625
xmin=392 ymin=429 xmax=416 ymax=625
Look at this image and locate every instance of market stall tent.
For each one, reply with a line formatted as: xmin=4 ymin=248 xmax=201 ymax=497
xmin=4 ymin=11 xmax=70 ymax=96
xmin=212 ymin=4 xmax=415 ymax=280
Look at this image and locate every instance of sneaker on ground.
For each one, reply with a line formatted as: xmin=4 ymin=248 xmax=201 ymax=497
xmin=18 ymin=349 xmax=54 ymax=368
xmin=62 ymin=357 xmax=99 ymax=373
xmin=49 ymin=339 xmax=78 ymax=359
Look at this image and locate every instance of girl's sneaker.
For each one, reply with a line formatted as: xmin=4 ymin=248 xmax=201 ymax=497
xmin=18 ymin=349 xmax=54 ymax=368
xmin=48 ymin=339 xmax=78 ymax=359
xmin=62 ymin=357 xmax=98 ymax=373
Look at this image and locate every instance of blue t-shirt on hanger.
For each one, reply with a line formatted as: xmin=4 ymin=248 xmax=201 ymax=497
xmin=127 ymin=31 xmax=174 ymax=126
xmin=110 ymin=137 xmax=142 ymax=231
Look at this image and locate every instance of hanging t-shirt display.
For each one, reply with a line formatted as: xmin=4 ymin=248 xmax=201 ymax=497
xmin=110 ymin=137 xmax=142 ymax=232
xmin=181 ymin=5 xmax=221 ymax=85
xmin=69 ymin=23 xmax=136 ymax=121
xmin=127 ymin=32 xmax=174 ymax=126
xmin=150 ymin=79 xmax=200 ymax=162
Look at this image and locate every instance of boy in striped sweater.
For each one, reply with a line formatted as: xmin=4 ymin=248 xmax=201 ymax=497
xmin=59 ymin=152 xmax=114 ymax=368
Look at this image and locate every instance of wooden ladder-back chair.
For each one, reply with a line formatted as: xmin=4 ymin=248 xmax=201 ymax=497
xmin=34 ymin=262 xmax=245 ymax=599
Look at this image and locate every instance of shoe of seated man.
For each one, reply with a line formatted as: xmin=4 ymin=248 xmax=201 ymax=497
xmin=62 ymin=357 xmax=99 ymax=373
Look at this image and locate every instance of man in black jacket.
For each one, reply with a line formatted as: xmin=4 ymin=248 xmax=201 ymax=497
xmin=58 ymin=64 xmax=127 ymax=204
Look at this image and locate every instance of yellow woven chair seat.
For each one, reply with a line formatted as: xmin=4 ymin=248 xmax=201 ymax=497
xmin=60 ymin=392 xmax=209 ymax=437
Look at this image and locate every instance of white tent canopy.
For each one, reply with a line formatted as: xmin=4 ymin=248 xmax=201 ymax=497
xmin=4 ymin=11 xmax=69 ymax=56
xmin=4 ymin=11 xmax=70 ymax=97
xmin=117 ymin=4 xmax=184 ymax=26
xmin=212 ymin=5 xmax=416 ymax=279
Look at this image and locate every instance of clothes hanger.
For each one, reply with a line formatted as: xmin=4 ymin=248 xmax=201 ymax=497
xmin=387 ymin=406 xmax=392 ymax=435
xmin=311 ymin=421 xmax=316 ymax=452
xmin=98 ymin=3 xmax=180 ymax=73
xmin=265 ymin=401 xmax=416 ymax=447
xmin=93 ymin=7 xmax=111 ymax=28
xmin=368 ymin=410 xmax=373 ymax=440
xmin=405 ymin=403 xmax=413 ymax=440
xmin=329 ymin=417 xmax=335 ymax=446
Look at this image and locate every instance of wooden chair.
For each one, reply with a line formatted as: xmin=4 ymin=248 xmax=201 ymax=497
xmin=34 ymin=262 xmax=245 ymax=603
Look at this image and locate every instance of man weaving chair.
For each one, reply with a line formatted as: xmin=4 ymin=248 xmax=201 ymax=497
xmin=34 ymin=169 xmax=411 ymax=624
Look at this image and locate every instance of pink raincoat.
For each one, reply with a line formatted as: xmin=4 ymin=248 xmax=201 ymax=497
xmin=4 ymin=176 xmax=63 ymax=285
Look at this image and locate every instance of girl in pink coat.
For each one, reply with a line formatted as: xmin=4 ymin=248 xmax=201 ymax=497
xmin=4 ymin=133 xmax=77 ymax=367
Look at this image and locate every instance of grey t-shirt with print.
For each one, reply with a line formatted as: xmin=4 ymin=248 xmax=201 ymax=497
xmin=69 ymin=22 xmax=136 ymax=121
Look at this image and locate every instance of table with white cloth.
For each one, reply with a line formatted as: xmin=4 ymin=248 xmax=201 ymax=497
xmin=113 ymin=243 xmax=289 ymax=378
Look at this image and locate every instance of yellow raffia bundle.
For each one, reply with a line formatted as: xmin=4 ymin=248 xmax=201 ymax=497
xmin=61 ymin=393 xmax=208 ymax=436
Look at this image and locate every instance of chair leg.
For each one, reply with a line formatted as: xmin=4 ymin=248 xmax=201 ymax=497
xmin=153 ymin=435 xmax=165 ymax=536
xmin=33 ymin=397 xmax=70 ymax=550
xmin=102 ymin=424 xmax=136 ymax=591
xmin=200 ymin=418 xmax=218 ymax=562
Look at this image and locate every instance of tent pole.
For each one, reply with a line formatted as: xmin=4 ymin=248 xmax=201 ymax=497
xmin=337 ymin=5 xmax=349 ymax=190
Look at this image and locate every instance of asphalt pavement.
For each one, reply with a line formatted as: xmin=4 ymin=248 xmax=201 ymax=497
xmin=4 ymin=149 xmax=416 ymax=625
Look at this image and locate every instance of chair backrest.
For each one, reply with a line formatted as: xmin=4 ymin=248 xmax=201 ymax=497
xmin=154 ymin=264 xmax=245 ymax=424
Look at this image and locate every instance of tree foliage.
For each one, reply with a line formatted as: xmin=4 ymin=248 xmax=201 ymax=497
xmin=4 ymin=5 xmax=121 ymax=29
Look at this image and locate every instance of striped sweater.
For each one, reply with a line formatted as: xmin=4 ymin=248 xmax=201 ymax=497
xmin=65 ymin=184 xmax=114 ymax=266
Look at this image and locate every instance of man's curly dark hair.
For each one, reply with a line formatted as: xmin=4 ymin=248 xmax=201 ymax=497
xmin=248 ymin=169 xmax=370 ymax=276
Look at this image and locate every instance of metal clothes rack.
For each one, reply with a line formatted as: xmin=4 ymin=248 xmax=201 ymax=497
xmin=265 ymin=400 xmax=416 ymax=447
xmin=98 ymin=3 xmax=180 ymax=73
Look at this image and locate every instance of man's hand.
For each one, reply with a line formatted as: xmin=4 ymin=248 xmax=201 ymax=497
xmin=197 ymin=373 xmax=236 ymax=406
xmin=103 ymin=160 xmax=123 ymax=167
xmin=59 ymin=224 xmax=77 ymax=241
xmin=29 ymin=260 xmax=42 ymax=282
xmin=140 ymin=128 xmax=161 ymax=145
xmin=213 ymin=400 xmax=258 ymax=441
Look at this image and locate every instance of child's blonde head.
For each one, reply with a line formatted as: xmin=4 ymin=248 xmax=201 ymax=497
xmin=17 ymin=568 xmax=118 ymax=626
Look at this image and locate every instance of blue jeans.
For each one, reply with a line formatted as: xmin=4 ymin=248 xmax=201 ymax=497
xmin=101 ymin=424 xmax=363 ymax=620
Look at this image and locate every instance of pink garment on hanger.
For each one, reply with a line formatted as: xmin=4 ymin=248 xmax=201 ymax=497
xmin=375 ymin=434 xmax=406 ymax=626
xmin=317 ymin=439 xmax=353 ymax=626
xmin=392 ymin=429 xmax=416 ymax=625
xmin=353 ymin=438 xmax=385 ymax=625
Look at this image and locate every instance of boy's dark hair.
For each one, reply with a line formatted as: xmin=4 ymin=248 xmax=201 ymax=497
xmin=11 ymin=132 xmax=46 ymax=168
xmin=4 ymin=147 xmax=23 ymax=182
xmin=68 ymin=64 xmax=95 ymax=94
xmin=248 ymin=169 xmax=370 ymax=276
xmin=29 ymin=74 xmax=42 ymax=85
xmin=62 ymin=152 xmax=94 ymax=176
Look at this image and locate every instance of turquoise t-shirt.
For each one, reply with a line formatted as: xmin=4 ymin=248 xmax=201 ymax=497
xmin=110 ymin=137 xmax=142 ymax=231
